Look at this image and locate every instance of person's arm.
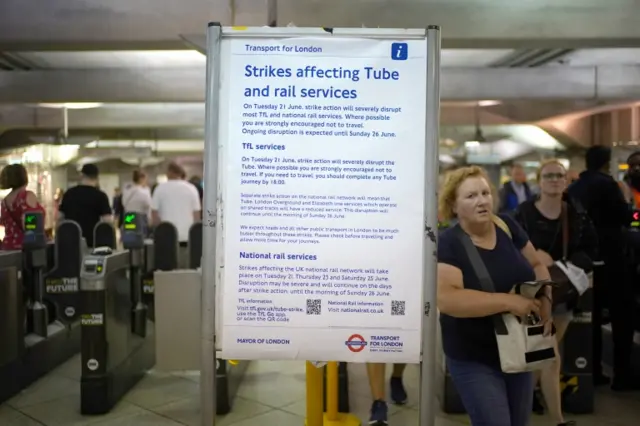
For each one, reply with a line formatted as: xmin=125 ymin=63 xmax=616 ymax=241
xmin=437 ymin=263 xmax=523 ymax=318
xmin=151 ymin=189 xmax=161 ymax=226
xmin=57 ymin=193 xmax=67 ymax=224
xmin=151 ymin=210 xmax=161 ymax=226
xmin=191 ymin=185 xmax=202 ymax=222
xmin=24 ymin=191 xmax=40 ymax=210
xmin=98 ymin=192 xmax=113 ymax=222
xmin=511 ymin=206 xmax=555 ymax=267
xmin=521 ymin=240 xmax=553 ymax=334
xmin=520 ymin=241 xmax=551 ymax=282
xmin=141 ymin=189 xmax=152 ymax=213
xmin=23 ymin=191 xmax=44 ymax=224
xmin=498 ymin=213 xmax=549 ymax=280
xmin=501 ymin=212 xmax=552 ymax=314
xmin=436 ymin=233 xmax=540 ymax=318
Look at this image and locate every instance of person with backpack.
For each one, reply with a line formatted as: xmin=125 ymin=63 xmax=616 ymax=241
xmin=515 ymin=159 xmax=598 ymax=426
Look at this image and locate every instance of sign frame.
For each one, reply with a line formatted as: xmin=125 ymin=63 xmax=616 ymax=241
xmin=201 ymin=23 xmax=441 ymax=426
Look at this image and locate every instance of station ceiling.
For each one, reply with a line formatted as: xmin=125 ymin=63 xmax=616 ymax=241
xmin=0 ymin=0 xmax=639 ymax=156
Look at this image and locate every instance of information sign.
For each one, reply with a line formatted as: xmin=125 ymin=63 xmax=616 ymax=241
xmin=219 ymin=35 xmax=428 ymax=362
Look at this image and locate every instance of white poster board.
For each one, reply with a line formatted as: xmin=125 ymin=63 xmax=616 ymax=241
xmin=216 ymin=30 xmax=428 ymax=363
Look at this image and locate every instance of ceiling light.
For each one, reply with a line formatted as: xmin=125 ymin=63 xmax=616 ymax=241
xmin=477 ymin=100 xmax=501 ymax=107
xmin=39 ymin=103 xmax=104 ymax=110
xmin=439 ymin=155 xmax=456 ymax=164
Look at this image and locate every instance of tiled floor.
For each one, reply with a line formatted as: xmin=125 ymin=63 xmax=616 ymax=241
xmin=1 ymin=355 xmax=640 ymax=425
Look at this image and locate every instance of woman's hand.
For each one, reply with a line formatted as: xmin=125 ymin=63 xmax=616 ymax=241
xmin=507 ymin=294 xmax=541 ymax=318
xmin=536 ymin=250 xmax=555 ymax=267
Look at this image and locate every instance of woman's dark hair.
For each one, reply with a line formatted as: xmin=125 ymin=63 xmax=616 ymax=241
xmin=0 ymin=164 xmax=28 ymax=190
xmin=132 ymin=169 xmax=147 ymax=184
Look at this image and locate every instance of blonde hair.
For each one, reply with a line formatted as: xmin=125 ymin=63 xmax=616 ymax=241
xmin=536 ymin=158 xmax=566 ymax=181
xmin=438 ymin=165 xmax=497 ymax=221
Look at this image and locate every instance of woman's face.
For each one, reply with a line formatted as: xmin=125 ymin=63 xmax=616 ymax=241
xmin=454 ymin=176 xmax=493 ymax=223
xmin=539 ymin=163 xmax=566 ymax=197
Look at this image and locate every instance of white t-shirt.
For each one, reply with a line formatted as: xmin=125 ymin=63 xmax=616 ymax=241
xmin=151 ymin=179 xmax=201 ymax=242
xmin=123 ymin=185 xmax=152 ymax=217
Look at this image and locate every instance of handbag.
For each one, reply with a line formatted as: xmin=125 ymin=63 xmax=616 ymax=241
xmin=548 ymin=202 xmax=590 ymax=305
xmin=455 ymin=223 xmax=556 ymax=373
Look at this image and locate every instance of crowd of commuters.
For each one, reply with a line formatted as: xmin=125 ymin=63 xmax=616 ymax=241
xmin=2 ymin=149 xmax=639 ymax=426
xmin=1 ymin=161 xmax=204 ymax=251
xmin=365 ymin=146 xmax=639 ymax=426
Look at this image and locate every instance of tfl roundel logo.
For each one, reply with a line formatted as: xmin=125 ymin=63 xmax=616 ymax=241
xmin=345 ymin=334 xmax=367 ymax=353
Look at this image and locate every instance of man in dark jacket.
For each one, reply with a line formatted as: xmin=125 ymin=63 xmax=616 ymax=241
xmin=498 ymin=164 xmax=533 ymax=213
xmin=568 ymin=145 xmax=637 ymax=390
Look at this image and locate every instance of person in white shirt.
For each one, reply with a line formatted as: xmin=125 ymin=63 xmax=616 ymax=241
xmin=151 ymin=162 xmax=201 ymax=266
xmin=122 ymin=170 xmax=152 ymax=227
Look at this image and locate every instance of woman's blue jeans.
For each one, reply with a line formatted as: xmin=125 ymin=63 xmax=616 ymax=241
xmin=447 ymin=356 xmax=533 ymax=426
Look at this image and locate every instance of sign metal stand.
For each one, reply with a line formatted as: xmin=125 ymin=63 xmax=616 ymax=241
xmin=201 ymin=23 xmax=441 ymax=426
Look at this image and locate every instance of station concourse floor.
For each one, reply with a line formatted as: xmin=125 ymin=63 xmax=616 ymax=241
xmin=1 ymin=358 xmax=639 ymax=426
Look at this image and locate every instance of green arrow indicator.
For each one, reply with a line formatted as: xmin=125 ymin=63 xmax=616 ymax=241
xmin=26 ymin=215 xmax=35 ymax=223
xmin=124 ymin=214 xmax=135 ymax=223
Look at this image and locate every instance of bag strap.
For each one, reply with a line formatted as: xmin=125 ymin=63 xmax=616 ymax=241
xmin=492 ymin=215 xmax=512 ymax=239
xmin=453 ymin=225 xmax=509 ymax=335
xmin=561 ymin=201 xmax=569 ymax=261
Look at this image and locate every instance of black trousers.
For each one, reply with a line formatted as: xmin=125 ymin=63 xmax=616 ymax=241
xmin=592 ymin=255 xmax=636 ymax=380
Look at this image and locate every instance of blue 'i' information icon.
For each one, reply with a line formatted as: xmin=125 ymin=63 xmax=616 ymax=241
xmin=391 ymin=43 xmax=408 ymax=60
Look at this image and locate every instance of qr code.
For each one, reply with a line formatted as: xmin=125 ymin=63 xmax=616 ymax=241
xmin=306 ymin=299 xmax=322 ymax=315
xmin=391 ymin=300 xmax=406 ymax=316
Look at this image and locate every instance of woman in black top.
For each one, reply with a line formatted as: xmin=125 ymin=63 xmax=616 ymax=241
xmin=438 ymin=166 xmax=552 ymax=426
xmin=515 ymin=159 xmax=597 ymax=426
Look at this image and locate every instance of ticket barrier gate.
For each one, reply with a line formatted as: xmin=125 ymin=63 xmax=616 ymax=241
xmin=189 ymin=222 xmax=248 ymax=414
xmin=189 ymin=222 xmax=253 ymax=414
xmin=152 ymin=222 xmax=250 ymax=415
xmin=559 ymin=290 xmax=594 ymax=414
xmin=94 ymin=221 xmax=117 ymax=250
xmin=439 ymin=290 xmax=595 ymax=414
xmin=0 ymin=214 xmax=84 ymax=403
xmin=142 ymin=221 xmax=178 ymax=321
xmin=602 ymin=261 xmax=640 ymax=386
xmin=79 ymin=217 xmax=155 ymax=414
xmin=45 ymin=221 xmax=85 ymax=325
